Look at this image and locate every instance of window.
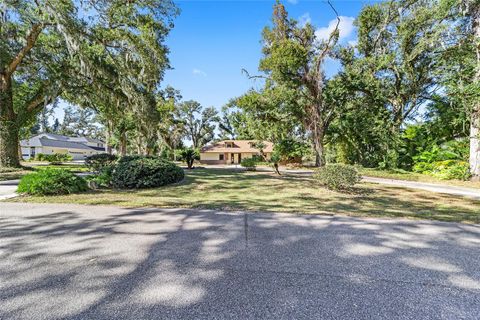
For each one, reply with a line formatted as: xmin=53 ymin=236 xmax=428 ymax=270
xmin=219 ymin=154 xmax=224 ymax=160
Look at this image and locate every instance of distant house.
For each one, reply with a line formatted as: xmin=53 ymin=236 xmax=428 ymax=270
xmin=20 ymin=133 xmax=106 ymax=160
xmin=200 ymin=140 xmax=273 ymax=165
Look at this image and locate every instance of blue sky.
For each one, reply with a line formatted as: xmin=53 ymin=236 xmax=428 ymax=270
xmin=57 ymin=0 xmax=375 ymax=120
xmin=162 ymin=0 xmax=375 ymax=110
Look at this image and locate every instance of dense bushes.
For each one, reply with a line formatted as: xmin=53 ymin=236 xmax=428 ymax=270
xmin=413 ymin=160 xmax=470 ymax=180
xmin=18 ymin=169 xmax=88 ymax=195
xmin=34 ymin=153 xmax=73 ymax=163
xmin=85 ymin=153 xmax=117 ymax=173
xmin=315 ymin=164 xmax=361 ymax=190
xmin=112 ymin=156 xmax=184 ymax=189
xmin=241 ymin=158 xmax=257 ymax=171
xmin=412 ymin=140 xmax=471 ymax=180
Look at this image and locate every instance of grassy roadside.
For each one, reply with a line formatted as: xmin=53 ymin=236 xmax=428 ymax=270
xmin=357 ymin=167 xmax=480 ymax=189
xmin=8 ymin=168 xmax=480 ymax=224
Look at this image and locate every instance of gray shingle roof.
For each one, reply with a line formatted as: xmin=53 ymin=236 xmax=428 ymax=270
xmin=38 ymin=138 xmax=97 ymax=150
xmin=20 ymin=133 xmax=104 ymax=151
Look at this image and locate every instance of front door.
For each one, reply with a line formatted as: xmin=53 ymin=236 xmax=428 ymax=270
xmin=230 ymin=153 xmax=234 ymax=164
xmin=238 ymin=153 xmax=242 ymax=164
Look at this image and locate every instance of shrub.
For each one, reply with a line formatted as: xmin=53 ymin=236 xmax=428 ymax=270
xmin=85 ymin=153 xmax=118 ymax=173
xmin=35 ymin=153 xmax=72 ymax=164
xmin=241 ymin=158 xmax=257 ymax=171
xmin=17 ymin=168 xmax=88 ymax=195
xmin=34 ymin=153 xmax=46 ymax=161
xmin=315 ymin=164 xmax=361 ymax=190
xmin=86 ymin=166 xmax=114 ymax=189
xmin=112 ymin=156 xmax=184 ymax=189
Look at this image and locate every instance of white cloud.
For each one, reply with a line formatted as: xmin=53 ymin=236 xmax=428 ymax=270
xmin=298 ymin=13 xmax=311 ymax=27
xmin=315 ymin=16 xmax=355 ymax=42
xmin=348 ymin=39 xmax=358 ymax=47
xmin=192 ymin=68 xmax=207 ymax=77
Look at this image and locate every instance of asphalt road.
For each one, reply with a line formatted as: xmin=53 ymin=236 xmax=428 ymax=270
xmin=1 ymin=203 xmax=479 ymax=319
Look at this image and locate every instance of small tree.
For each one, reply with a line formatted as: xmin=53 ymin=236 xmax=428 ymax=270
xmin=181 ymin=148 xmax=199 ymax=169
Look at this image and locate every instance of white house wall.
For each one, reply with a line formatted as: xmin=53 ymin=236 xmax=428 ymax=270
xmin=21 ymin=146 xmax=102 ymax=160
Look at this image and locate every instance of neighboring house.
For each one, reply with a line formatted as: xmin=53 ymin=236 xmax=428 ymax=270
xmin=21 ymin=133 xmax=105 ymax=160
xmin=200 ymin=140 xmax=273 ymax=165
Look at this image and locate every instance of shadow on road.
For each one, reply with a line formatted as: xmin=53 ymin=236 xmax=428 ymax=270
xmin=0 ymin=205 xmax=479 ymax=319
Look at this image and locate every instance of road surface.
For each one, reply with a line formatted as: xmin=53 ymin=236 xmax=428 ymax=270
xmin=1 ymin=203 xmax=479 ymax=319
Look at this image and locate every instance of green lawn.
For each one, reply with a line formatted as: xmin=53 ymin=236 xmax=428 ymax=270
xmin=0 ymin=162 xmax=89 ymax=181
xmin=9 ymin=168 xmax=480 ymax=224
xmin=358 ymin=167 xmax=480 ymax=189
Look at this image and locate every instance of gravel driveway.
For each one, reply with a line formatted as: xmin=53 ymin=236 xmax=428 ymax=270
xmin=1 ymin=203 xmax=479 ymax=319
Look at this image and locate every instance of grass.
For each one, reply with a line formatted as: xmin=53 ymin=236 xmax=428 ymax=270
xmin=8 ymin=168 xmax=480 ymax=224
xmin=358 ymin=167 xmax=480 ymax=189
xmin=0 ymin=162 xmax=89 ymax=181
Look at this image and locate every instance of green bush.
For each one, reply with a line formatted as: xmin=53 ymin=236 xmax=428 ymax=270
xmin=86 ymin=166 xmax=114 ymax=188
xmin=17 ymin=168 xmax=88 ymax=195
xmin=35 ymin=153 xmax=72 ymax=164
xmin=241 ymin=158 xmax=257 ymax=171
xmin=85 ymin=153 xmax=118 ymax=173
xmin=415 ymin=160 xmax=470 ymax=180
xmin=315 ymin=164 xmax=361 ymax=190
xmin=112 ymin=156 xmax=184 ymax=189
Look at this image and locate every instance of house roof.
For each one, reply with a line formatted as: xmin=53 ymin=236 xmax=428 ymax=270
xmin=21 ymin=137 xmax=97 ymax=151
xmin=200 ymin=140 xmax=274 ymax=153
xmin=21 ymin=133 xmax=104 ymax=150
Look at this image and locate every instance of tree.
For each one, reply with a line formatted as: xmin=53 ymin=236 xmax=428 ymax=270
xmin=181 ymin=148 xmax=199 ymax=169
xmin=0 ymin=0 xmax=177 ymax=168
xmin=51 ymin=118 xmax=61 ymax=133
xmin=243 ymin=1 xmax=342 ymax=166
xmin=348 ymin=0 xmax=451 ymax=130
xmin=463 ymin=0 xmax=480 ymax=179
xmin=176 ymin=100 xmax=219 ymax=148
xmin=58 ymin=105 xmax=102 ymax=138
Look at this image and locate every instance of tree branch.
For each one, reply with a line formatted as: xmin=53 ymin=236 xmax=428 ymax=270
xmin=5 ymin=23 xmax=44 ymax=76
xmin=316 ymin=0 xmax=340 ymax=73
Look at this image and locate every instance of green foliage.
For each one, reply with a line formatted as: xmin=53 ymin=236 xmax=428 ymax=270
xmin=274 ymin=139 xmax=310 ymax=163
xmin=17 ymin=169 xmax=88 ymax=195
xmin=86 ymin=166 xmax=114 ymax=188
xmin=240 ymin=158 xmax=257 ymax=171
xmin=315 ymin=164 xmax=362 ymax=190
xmin=34 ymin=153 xmax=73 ymax=164
xmin=112 ymin=156 xmax=184 ymax=189
xmin=0 ymin=0 xmax=178 ymax=167
xmin=411 ymin=139 xmax=471 ymax=180
xmin=175 ymin=101 xmax=219 ymax=148
xmin=414 ymin=160 xmax=471 ymax=181
xmin=181 ymin=148 xmax=199 ymax=169
xmin=85 ymin=153 xmax=118 ymax=173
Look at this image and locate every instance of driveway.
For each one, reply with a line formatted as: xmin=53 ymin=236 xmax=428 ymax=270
xmin=1 ymin=203 xmax=479 ymax=319
xmin=0 ymin=179 xmax=19 ymax=200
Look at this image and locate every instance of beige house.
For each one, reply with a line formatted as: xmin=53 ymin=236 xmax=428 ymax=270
xmin=200 ymin=140 xmax=273 ymax=165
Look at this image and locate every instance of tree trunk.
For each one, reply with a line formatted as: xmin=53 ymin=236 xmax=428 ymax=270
xmin=470 ymin=4 xmax=480 ymax=180
xmin=471 ymin=112 xmax=480 ymax=179
xmin=105 ymin=122 xmax=113 ymax=155
xmin=313 ymin=129 xmax=325 ymax=167
xmin=0 ymin=74 xmax=20 ymax=168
